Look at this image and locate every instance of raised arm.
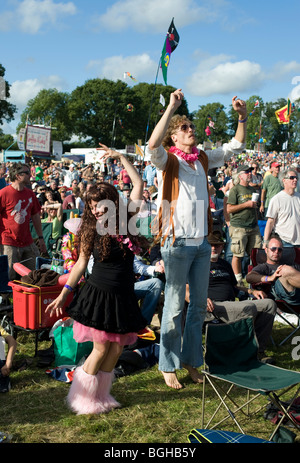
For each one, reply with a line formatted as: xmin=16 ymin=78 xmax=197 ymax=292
xmin=148 ymin=88 xmax=183 ymax=150
xmin=231 ymin=96 xmax=247 ymax=144
xmin=97 ymin=144 xmax=143 ymax=203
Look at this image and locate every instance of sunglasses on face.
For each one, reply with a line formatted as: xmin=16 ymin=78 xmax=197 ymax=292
xmin=177 ymin=123 xmax=195 ymax=132
xmin=286 ymin=176 xmax=298 ymax=180
xmin=269 ymin=247 xmax=283 ymax=252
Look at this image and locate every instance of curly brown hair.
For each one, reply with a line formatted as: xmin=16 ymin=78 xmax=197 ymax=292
xmin=162 ymin=115 xmax=196 ymax=151
xmin=78 ymin=183 xmax=149 ymax=261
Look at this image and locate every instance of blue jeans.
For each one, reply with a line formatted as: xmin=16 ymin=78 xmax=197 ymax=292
xmin=134 ymin=278 xmax=164 ymax=325
xmin=159 ymin=237 xmax=211 ymax=372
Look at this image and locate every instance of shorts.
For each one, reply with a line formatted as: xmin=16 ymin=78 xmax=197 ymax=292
xmin=229 ymin=225 xmax=262 ymax=258
xmin=272 ymin=279 xmax=300 ymax=306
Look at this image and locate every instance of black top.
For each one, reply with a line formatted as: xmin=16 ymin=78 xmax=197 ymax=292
xmin=208 ymin=258 xmax=238 ymax=301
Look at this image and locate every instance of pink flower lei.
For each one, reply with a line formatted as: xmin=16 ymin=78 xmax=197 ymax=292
xmin=169 ymin=145 xmax=199 ymax=162
xmin=113 ymin=235 xmax=141 ymax=255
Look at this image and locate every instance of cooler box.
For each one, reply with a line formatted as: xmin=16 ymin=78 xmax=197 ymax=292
xmin=8 ymin=281 xmax=73 ymax=330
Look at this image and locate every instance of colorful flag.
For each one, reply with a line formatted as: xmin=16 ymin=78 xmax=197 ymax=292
xmin=167 ymin=18 xmax=180 ymax=52
xmin=160 ymin=19 xmax=179 ymax=85
xmin=254 ymin=99 xmax=260 ymax=107
xmin=275 ymin=105 xmax=290 ymax=124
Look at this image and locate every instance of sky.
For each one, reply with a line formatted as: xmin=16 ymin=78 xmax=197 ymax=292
xmin=1 ymin=0 xmax=300 ymax=138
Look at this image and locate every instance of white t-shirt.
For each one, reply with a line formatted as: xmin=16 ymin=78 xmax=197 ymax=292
xmin=266 ymin=190 xmax=300 ymax=245
xmin=146 ymin=138 xmax=245 ymax=241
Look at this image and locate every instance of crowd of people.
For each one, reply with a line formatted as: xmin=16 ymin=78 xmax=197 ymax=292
xmin=0 ymin=88 xmax=300 ymax=414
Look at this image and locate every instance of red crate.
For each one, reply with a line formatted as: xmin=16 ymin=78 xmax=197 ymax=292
xmin=8 ymin=281 xmax=73 ymax=329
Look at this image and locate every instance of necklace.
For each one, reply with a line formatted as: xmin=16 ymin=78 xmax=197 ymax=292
xmin=169 ymin=145 xmax=199 ymax=162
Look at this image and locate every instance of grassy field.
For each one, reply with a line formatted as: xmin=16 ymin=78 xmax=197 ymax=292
xmin=1 ymin=321 xmax=300 ymax=444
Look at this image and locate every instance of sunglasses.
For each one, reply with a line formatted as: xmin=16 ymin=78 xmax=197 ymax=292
xmin=269 ymin=247 xmax=283 ymax=252
xmin=286 ymin=176 xmax=298 ymax=180
xmin=177 ymin=123 xmax=195 ymax=132
xmin=19 ymin=171 xmax=30 ymax=175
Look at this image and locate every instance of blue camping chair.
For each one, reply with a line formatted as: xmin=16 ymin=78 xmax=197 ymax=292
xmin=201 ymin=317 xmax=300 ymax=441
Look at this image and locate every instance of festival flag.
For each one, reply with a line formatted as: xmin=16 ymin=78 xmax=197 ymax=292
xmin=159 ymin=94 xmax=165 ymax=106
xmin=135 ymin=143 xmax=144 ymax=157
xmin=160 ymin=18 xmax=180 ymax=85
xmin=254 ymin=99 xmax=260 ymax=107
xmin=275 ymin=105 xmax=290 ymax=124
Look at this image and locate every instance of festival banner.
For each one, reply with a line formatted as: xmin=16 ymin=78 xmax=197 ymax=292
xmin=275 ymin=105 xmax=289 ymax=124
xmin=25 ymin=125 xmax=51 ymax=155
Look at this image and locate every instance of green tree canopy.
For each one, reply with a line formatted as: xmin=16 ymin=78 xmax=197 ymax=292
xmin=0 ymin=64 xmax=17 ymax=125
xmin=17 ymin=88 xmax=73 ymax=142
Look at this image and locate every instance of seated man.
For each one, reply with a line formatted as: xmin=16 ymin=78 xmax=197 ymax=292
xmin=186 ymin=230 xmax=277 ymax=361
xmin=246 ymin=236 xmax=300 ymax=306
xmin=133 ymin=256 xmax=165 ymax=326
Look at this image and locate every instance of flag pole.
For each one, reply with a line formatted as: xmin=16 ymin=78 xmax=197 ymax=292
xmin=143 ymin=58 xmax=161 ymax=160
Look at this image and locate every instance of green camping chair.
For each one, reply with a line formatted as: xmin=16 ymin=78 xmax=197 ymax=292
xmin=30 ymin=222 xmax=56 ymax=257
xmin=201 ymin=317 xmax=300 ymax=441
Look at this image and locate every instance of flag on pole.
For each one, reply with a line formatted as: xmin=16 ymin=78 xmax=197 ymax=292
xmin=275 ymin=105 xmax=290 ymax=124
xmin=160 ymin=18 xmax=180 ymax=85
xmin=159 ymin=94 xmax=165 ymax=107
xmin=135 ymin=144 xmax=144 ymax=157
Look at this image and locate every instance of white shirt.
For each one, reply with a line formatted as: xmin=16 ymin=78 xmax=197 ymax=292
xmin=266 ymin=190 xmax=300 ymax=245
xmin=146 ymin=138 xmax=245 ymax=241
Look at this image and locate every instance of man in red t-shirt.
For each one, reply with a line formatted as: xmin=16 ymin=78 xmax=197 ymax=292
xmin=0 ymin=163 xmax=47 ymax=279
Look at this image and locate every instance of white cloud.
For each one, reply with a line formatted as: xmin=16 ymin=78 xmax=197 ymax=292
xmin=186 ymin=56 xmax=264 ymax=97
xmin=289 ymin=85 xmax=300 ymax=103
xmin=9 ymin=75 xmax=66 ymax=110
xmin=0 ymin=0 xmax=77 ymax=34
xmin=93 ymin=0 xmax=227 ymax=33
xmin=87 ymin=53 xmax=157 ymax=82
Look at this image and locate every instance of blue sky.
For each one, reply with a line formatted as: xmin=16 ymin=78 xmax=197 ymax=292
xmin=1 ymin=0 xmax=300 ymax=137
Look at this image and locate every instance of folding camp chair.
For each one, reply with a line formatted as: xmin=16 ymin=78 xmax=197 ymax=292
xmin=201 ymin=317 xmax=300 ymax=441
xmin=30 ymin=222 xmax=56 ymax=258
xmin=249 ymin=247 xmax=300 ymax=345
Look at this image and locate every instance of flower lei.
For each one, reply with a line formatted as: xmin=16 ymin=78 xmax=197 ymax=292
xmin=113 ymin=235 xmax=141 ymax=255
xmin=169 ymin=145 xmax=199 ymax=162
xmin=61 ymin=232 xmax=85 ymax=283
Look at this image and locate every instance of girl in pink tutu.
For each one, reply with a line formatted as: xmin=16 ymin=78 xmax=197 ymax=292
xmin=46 ymin=144 xmax=146 ymax=415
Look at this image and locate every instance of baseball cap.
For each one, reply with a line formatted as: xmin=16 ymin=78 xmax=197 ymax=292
xmin=271 ymin=162 xmax=281 ymax=168
xmin=237 ymin=164 xmax=253 ymax=174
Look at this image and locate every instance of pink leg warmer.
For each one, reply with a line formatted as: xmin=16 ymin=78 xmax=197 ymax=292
xmin=67 ymin=366 xmax=107 ymax=415
xmin=96 ymin=370 xmax=121 ymax=412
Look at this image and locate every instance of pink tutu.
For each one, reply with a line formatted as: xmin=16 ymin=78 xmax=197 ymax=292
xmin=73 ymin=321 xmax=137 ymax=346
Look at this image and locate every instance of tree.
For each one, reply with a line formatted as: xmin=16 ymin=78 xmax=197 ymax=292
xmin=192 ymin=102 xmax=229 ymax=144
xmin=132 ymin=83 xmax=190 ymax=144
xmin=0 ymin=64 xmax=17 ymax=125
xmin=17 ymin=88 xmax=73 ymax=142
xmin=68 ymin=78 xmax=143 ymax=148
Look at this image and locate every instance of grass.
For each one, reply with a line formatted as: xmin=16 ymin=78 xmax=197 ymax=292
xmin=1 ymin=321 xmax=300 ymax=444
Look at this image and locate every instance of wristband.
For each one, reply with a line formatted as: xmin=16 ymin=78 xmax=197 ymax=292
xmin=238 ymin=117 xmax=248 ymax=123
xmin=64 ymin=284 xmax=74 ymax=292
xmin=265 ymin=276 xmax=268 ymax=282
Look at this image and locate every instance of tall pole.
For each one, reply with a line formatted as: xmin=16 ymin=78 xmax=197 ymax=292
xmin=143 ymin=59 xmax=161 ymax=160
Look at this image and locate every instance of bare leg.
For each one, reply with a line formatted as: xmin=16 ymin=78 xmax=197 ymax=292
xmin=231 ymin=255 xmax=242 ymax=276
xmin=100 ymin=342 xmax=124 ymax=372
xmin=83 ymin=340 xmax=110 ymax=375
